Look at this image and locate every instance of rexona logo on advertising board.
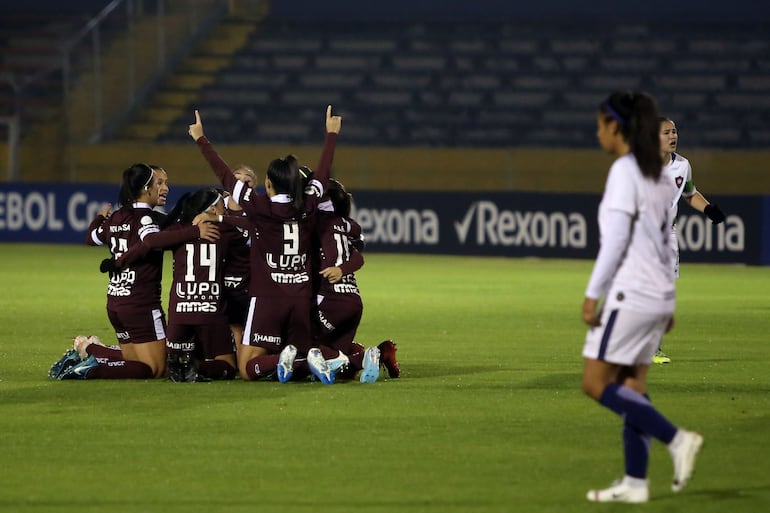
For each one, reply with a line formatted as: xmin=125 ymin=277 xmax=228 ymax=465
xmin=351 ymin=191 xmax=761 ymax=264
xmin=353 ymin=206 xmax=440 ymax=245
xmin=676 ymin=214 xmax=745 ymax=253
xmin=351 ymin=191 xmax=598 ymax=259
xmin=453 ymin=200 xmax=587 ymax=249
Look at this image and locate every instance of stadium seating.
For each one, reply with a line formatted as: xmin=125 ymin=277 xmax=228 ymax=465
xmin=150 ymin=20 xmax=770 ymax=148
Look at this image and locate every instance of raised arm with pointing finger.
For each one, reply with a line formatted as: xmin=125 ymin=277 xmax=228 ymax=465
xmin=189 ymin=105 xmax=341 ymax=203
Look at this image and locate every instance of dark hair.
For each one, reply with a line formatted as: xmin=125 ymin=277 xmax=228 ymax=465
xmin=599 ymin=91 xmax=662 ymax=179
xmin=119 ymin=163 xmax=155 ymax=207
xmin=325 ymin=179 xmax=352 ymax=218
xmin=267 ymin=157 xmax=304 ymax=211
xmin=284 ymin=154 xmax=299 ymax=174
xmin=162 ymin=187 xmax=221 ymax=228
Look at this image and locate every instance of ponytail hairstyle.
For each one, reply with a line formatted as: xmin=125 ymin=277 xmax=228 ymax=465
xmin=118 ymin=163 xmax=155 ymax=207
xmin=161 ymin=187 xmax=222 ymax=228
xmin=599 ymin=91 xmax=663 ymax=180
xmin=267 ymin=157 xmax=304 ymax=212
xmin=325 ymin=179 xmax=352 ymax=218
xmin=284 ymin=154 xmax=299 ymax=174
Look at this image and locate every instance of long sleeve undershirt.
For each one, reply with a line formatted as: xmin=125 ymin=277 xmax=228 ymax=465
xmin=585 ymin=209 xmax=633 ymax=300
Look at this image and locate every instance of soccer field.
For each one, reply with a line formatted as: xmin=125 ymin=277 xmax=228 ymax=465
xmin=0 ymin=243 xmax=768 ymax=513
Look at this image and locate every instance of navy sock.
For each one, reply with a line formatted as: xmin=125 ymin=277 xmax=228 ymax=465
xmin=600 ymin=383 xmax=677 ymax=444
xmin=623 ymin=420 xmax=651 ymax=478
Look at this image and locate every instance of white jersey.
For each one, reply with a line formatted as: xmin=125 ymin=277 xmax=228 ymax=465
xmin=662 ymin=152 xmax=696 ymax=218
xmin=585 ymin=153 xmax=677 ymax=314
xmin=662 ymin=152 xmax=697 ymax=273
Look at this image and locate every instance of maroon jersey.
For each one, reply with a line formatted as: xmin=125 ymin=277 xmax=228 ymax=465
xmin=316 ymin=209 xmax=364 ymax=297
xmin=145 ymin=222 xmax=239 ymax=324
xmin=222 ymin=209 xmax=252 ymax=295
xmin=196 ymin=133 xmax=336 ymax=299
xmin=86 ymin=203 xmax=165 ymax=311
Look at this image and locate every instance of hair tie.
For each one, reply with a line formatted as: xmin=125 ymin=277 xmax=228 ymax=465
xmin=142 ymin=166 xmax=155 ymax=189
xmin=602 ymin=101 xmax=627 ymax=126
xmin=205 ymin=192 xmax=223 ymax=212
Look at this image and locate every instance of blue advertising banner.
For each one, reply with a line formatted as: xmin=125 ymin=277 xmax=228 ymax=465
xmin=1 ymin=183 xmax=766 ymax=265
xmin=350 ymin=191 xmax=764 ymax=265
xmin=0 ymin=183 xmax=198 ymax=244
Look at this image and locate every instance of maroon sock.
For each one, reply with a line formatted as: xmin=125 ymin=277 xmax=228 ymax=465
xmin=87 ymin=344 xmax=123 ymax=359
xmin=245 ymin=354 xmax=279 ymax=380
xmin=320 ymin=346 xmax=338 ymax=359
xmin=291 ymin=357 xmax=311 ymax=380
xmin=198 ymin=360 xmax=236 ymax=380
xmin=348 ymin=347 xmax=366 ymax=370
xmin=88 ymin=360 xmax=153 ymax=379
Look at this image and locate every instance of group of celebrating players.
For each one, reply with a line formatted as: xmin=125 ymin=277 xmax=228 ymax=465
xmin=48 ymin=105 xmax=400 ymax=384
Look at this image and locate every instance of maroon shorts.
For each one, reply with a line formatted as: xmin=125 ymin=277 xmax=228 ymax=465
xmin=314 ymin=293 xmax=363 ymax=353
xmin=243 ymin=296 xmax=311 ymax=354
xmin=107 ymin=306 xmax=166 ymax=344
xmin=166 ymin=317 xmax=234 ymax=360
xmin=223 ymin=287 xmax=250 ymax=326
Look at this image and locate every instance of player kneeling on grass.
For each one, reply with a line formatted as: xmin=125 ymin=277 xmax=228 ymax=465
xmin=275 ymin=178 xmax=399 ymax=384
xmin=48 ymin=164 xmax=214 ymax=380
xmin=148 ymin=187 xmax=241 ymax=382
xmin=189 ymin=106 xmax=338 ymax=383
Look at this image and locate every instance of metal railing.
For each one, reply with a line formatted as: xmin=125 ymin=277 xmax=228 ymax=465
xmin=1 ymin=0 xmax=228 ymax=180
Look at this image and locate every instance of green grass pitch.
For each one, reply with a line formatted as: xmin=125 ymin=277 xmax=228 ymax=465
xmin=0 ymin=243 xmax=768 ymax=513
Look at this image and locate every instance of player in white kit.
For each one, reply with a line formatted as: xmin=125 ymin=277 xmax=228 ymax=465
xmin=581 ymin=92 xmax=703 ymax=503
xmin=653 ymin=117 xmax=726 ymax=363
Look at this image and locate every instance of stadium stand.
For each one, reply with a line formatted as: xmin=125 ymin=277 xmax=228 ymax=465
xmin=0 ymin=11 xmax=87 ymax=138
xmin=2 ymin=3 xmax=769 ymax=151
xmin=144 ymin=20 xmax=770 ymax=148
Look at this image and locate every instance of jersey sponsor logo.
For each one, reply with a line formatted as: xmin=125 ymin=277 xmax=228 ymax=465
xmin=252 ymin=333 xmax=281 ymax=345
xmin=333 ymin=283 xmax=360 ymax=295
xmin=354 ymin=207 xmax=439 ymax=244
xmin=109 ymin=223 xmax=131 ymax=233
xmin=175 ymin=282 xmax=221 ymax=300
xmin=107 ymin=285 xmax=132 ymax=296
xmin=175 ymin=301 xmax=218 ymax=313
xmin=107 ymin=270 xmax=137 ymax=296
xmin=167 ymin=340 xmax=195 ymax=351
xmin=454 ymin=201 xmax=587 ymax=248
xmin=677 ymin=214 xmax=745 ymax=252
xmin=266 ymin=253 xmax=307 ymax=271
xmin=224 ymin=276 xmax=244 ymax=288
xmin=317 ymin=311 xmax=335 ymax=331
xmin=270 ymin=272 xmax=310 ymax=284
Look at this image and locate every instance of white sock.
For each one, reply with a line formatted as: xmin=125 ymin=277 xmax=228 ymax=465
xmin=669 ymin=429 xmax=686 ymax=450
xmin=622 ymin=475 xmax=648 ymax=488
